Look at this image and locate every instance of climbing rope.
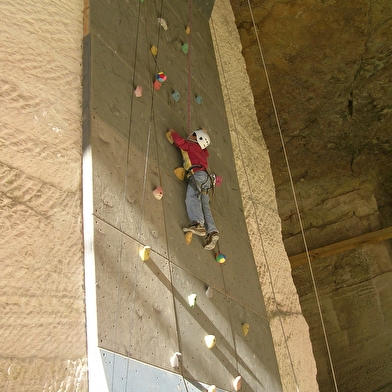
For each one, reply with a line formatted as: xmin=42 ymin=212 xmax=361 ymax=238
xmin=244 ymin=0 xmax=339 ymax=390
xmin=186 ymin=0 xmax=193 ymax=135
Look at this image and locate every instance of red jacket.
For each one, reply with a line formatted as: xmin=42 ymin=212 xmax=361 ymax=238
xmin=172 ymin=131 xmax=209 ymax=173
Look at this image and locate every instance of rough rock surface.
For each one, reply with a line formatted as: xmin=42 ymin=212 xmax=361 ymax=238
xmin=230 ymin=0 xmax=392 ymax=391
xmin=231 ymin=0 xmax=392 ymax=249
xmin=211 ymin=1 xmax=318 ymax=390
xmin=0 ymin=1 xmax=87 ymax=390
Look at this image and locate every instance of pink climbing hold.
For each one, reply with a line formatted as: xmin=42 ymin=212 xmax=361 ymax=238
xmin=153 ymin=186 xmax=163 ymax=200
xmin=134 ymin=86 xmax=143 ymax=97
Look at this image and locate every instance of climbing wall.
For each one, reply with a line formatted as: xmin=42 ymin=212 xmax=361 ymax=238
xmin=86 ymin=0 xmax=283 ymax=391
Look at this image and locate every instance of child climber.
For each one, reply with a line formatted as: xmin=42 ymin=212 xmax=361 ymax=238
xmin=166 ymin=128 xmax=219 ymax=250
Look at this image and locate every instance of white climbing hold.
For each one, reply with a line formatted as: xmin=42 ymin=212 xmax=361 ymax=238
xmin=153 ymin=186 xmax=163 ymax=200
xmin=134 ymin=85 xmax=143 ymax=97
xmin=205 ymin=286 xmax=213 ymax=298
xmin=208 ymin=386 xmax=216 ymax=392
xmin=242 ymin=323 xmax=249 ymax=337
xmin=139 ymin=245 xmax=151 ymax=261
xmin=233 ymin=376 xmax=242 ymax=391
xmin=204 ymin=335 xmax=216 ymax=349
xmin=171 ymin=90 xmax=180 ymax=101
xmin=158 ymin=18 xmax=168 ymax=31
xmin=188 ymin=293 xmax=197 ymax=307
xmin=170 ymin=352 xmax=182 ymax=368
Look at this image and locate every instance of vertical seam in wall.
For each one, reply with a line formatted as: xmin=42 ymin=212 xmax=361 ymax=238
xmin=83 ymin=0 xmax=90 ymax=36
xmin=82 ymin=31 xmax=109 ymax=392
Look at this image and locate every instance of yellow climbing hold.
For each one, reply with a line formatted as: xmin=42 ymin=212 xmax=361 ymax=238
xmin=242 ymin=323 xmax=250 ymax=337
xmin=139 ymin=245 xmax=151 ymax=261
xmin=174 ymin=167 xmax=185 ymax=181
xmin=185 ymin=26 xmax=191 ymax=35
xmin=185 ymin=231 xmax=192 ymax=244
xmin=150 ymin=45 xmax=158 ymax=56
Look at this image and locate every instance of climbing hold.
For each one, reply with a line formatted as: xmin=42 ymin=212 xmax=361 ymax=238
xmin=134 ymin=86 xmax=143 ymax=98
xmin=215 ymin=252 xmax=226 ymax=264
xmin=170 ymin=352 xmax=182 ymax=368
xmin=185 ymin=26 xmax=191 ymax=35
xmin=153 ymin=80 xmax=161 ymax=90
xmin=158 ymin=18 xmax=168 ymax=31
xmin=233 ymin=376 xmax=242 ymax=391
xmin=204 ymin=335 xmax=216 ymax=349
xmin=171 ymin=90 xmax=180 ymax=101
xmin=187 ymin=293 xmax=197 ymax=307
xmin=139 ymin=245 xmax=151 ymax=261
xmin=174 ymin=167 xmax=185 ymax=181
xmin=156 ymin=71 xmax=167 ymax=82
xmin=205 ymin=286 xmax=213 ymax=298
xmin=242 ymin=323 xmax=250 ymax=337
xmin=185 ymin=231 xmax=192 ymax=244
xmin=195 ymin=95 xmax=203 ymax=104
xmin=150 ymin=45 xmax=158 ymax=56
xmin=208 ymin=386 xmax=216 ymax=392
xmin=153 ymin=186 xmax=163 ymax=200
xmin=181 ymin=43 xmax=189 ymax=54
xmin=215 ymin=175 xmax=222 ymax=187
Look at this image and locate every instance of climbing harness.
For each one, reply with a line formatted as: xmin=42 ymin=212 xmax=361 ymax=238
xmin=186 ymin=165 xmax=217 ymax=199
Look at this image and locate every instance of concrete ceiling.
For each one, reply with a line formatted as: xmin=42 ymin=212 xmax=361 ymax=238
xmin=230 ymin=0 xmax=392 ymax=255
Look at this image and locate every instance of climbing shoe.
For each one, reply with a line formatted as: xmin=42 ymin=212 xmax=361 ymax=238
xmin=183 ymin=223 xmax=206 ymax=237
xmin=204 ymin=231 xmax=219 ymax=250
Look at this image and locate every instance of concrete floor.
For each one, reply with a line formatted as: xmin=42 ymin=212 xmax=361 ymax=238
xmin=86 ymin=0 xmax=283 ymax=390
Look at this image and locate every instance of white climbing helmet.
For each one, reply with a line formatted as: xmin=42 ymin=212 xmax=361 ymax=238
xmin=194 ymin=129 xmax=210 ymax=149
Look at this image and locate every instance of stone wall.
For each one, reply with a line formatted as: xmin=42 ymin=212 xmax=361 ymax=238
xmin=210 ymin=1 xmax=319 ymax=391
xmin=0 ymin=1 xmax=87 ymax=390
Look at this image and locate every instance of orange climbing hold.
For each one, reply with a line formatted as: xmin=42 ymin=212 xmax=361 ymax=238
xmin=153 ymin=80 xmax=161 ymax=90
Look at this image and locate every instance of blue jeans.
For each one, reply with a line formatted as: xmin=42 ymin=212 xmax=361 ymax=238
xmin=185 ymin=171 xmax=218 ymax=234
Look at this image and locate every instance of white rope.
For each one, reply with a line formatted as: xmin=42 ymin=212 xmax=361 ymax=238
xmin=245 ymin=1 xmax=339 ymax=390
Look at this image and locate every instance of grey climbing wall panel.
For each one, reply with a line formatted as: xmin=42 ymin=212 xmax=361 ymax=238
xmin=100 ymin=348 xmax=229 ymax=392
xmin=88 ymin=0 xmax=283 ymax=390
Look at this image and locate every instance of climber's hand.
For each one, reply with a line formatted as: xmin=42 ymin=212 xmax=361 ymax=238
xmin=166 ymin=129 xmax=174 ymax=144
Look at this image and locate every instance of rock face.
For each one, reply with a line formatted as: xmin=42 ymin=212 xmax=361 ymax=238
xmin=230 ymin=0 xmax=392 ymax=391
xmin=0 ymin=0 xmax=87 ymax=390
